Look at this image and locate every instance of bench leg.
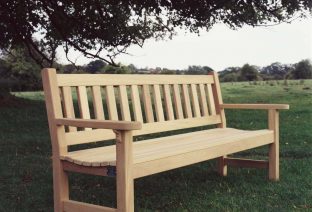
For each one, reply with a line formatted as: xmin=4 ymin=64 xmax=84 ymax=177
xmin=217 ymin=156 xmax=227 ymax=177
xmin=53 ymin=159 xmax=69 ymax=212
xmin=268 ymin=109 xmax=279 ymax=181
xmin=269 ymin=143 xmax=279 ymax=181
xmin=116 ymin=131 xmax=134 ymax=212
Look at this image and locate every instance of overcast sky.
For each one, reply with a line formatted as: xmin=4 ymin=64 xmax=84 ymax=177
xmin=57 ymin=17 xmax=312 ymax=71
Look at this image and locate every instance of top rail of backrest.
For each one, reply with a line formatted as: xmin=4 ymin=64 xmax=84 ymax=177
xmin=56 ymin=74 xmax=214 ymax=86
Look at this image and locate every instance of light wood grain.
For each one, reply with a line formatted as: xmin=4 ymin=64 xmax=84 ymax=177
xmin=55 ymin=118 xmax=142 ymax=130
xmin=221 ymin=104 xmax=289 ymax=110
xmin=130 ymin=85 xmax=143 ymax=122
xmin=152 ymin=84 xmax=165 ymax=122
xmin=105 ymin=85 xmax=118 ymax=120
xmin=65 ymin=129 xmax=115 ymax=145
xmin=139 ymin=115 xmax=221 ymax=137
xmin=77 ymin=86 xmax=92 ymax=130
xmin=91 ymin=86 xmax=105 ymax=120
xmin=172 ymin=84 xmax=184 ymax=119
xmin=206 ymin=84 xmax=216 ymax=115
xmin=119 ymin=85 xmax=131 ymax=121
xmin=42 ymin=68 xmax=69 ymax=212
xmin=182 ymin=84 xmax=192 ymax=118
xmin=116 ymin=130 xmax=134 ymax=212
xmin=60 ymin=128 xmax=274 ymax=168
xmin=163 ymin=84 xmax=174 ymax=120
xmin=198 ymin=84 xmax=209 ymax=116
xmin=133 ymin=131 xmax=273 ymax=178
xmin=142 ymin=85 xmax=154 ymax=123
xmin=43 ymin=69 xmax=286 ymax=212
xmin=65 ymin=115 xmax=222 ymax=146
xmin=190 ymin=84 xmax=201 ymax=117
xmin=57 ymin=74 xmax=214 ymax=86
xmin=61 ymin=86 xmax=76 ymax=132
xmin=208 ymin=72 xmax=227 ymax=176
xmin=268 ymin=109 xmax=279 ymax=181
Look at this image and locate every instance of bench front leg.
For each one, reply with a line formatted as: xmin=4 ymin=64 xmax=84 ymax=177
xmin=115 ymin=130 xmax=134 ymax=212
xmin=268 ymin=109 xmax=279 ymax=181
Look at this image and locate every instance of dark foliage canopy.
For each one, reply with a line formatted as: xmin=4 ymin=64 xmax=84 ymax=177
xmin=1 ymin=0 xmax=311 ymax=67
xmin=292 ymin=59 xmax=312 ymax=79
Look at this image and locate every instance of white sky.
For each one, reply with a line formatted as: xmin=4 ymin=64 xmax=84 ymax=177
xmin=57 ymin=18 xmax=312 ymax=71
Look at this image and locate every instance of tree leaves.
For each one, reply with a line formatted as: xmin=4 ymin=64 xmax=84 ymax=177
xmin=0 ymin=0 xmax=311 ymax=66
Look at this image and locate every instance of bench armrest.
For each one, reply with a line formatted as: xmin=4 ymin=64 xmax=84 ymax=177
xmin=55 ymin=118 xmax=142 ymax=130
xmin=220 ymin=104 xmax=289 ymax=110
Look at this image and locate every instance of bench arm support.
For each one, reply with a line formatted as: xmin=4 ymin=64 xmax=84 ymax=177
xmin=55 ymin=118 xmax=142 ymax=130
xmin=219 ymin=103 xmax=283 ymax=180
xmin=220 ymin=104 xmax=289 ymax=110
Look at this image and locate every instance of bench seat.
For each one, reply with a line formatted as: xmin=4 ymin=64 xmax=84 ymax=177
xmin=61 ymin=128 xmax=274 ymax=167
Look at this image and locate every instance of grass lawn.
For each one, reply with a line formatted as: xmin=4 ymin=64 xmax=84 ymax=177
xmin=0 ymin=79 xmax=311 ymax=211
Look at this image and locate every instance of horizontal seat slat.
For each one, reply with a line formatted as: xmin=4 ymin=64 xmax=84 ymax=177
xmin=64 ymin=128 xmax=245 ymax=165
xmin=133 ymin=131 xmax=273 ymax=178
xmin=57 ymin=74 xmax=214 ymax=86
xmin=61 ymin=128 xmax=274 ymax=170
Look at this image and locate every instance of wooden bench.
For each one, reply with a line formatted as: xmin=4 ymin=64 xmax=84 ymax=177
xmin=42 ymin=68 xmax=289 ymax=212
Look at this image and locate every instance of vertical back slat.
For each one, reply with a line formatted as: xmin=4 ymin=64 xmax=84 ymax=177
xmin=172 ymin=84 xmax=184 ymax=119
xmin=105 ymin=85 xmax=119 ymax=120
xmin=206 ymin=84 xmax=216 ymax=115
xmin=163 ymin=84 xmax=174 ymax=120
xmin=91 ymin=86 xmax=105 ymax=120
xmin=209 ymin=72 xmax=226 ymax=126
xmin=77 ymin=86 xmax=91 ymax=130
xmin=198 ymin=84 xmax=209 ymax=116
xmin=142 ymin=85 xmax=154 ymax=123
xmin=62 ymin=86 xmax=77 ymax=132
xmin=190 ymin=84 xmax=201 ymax=117
xmin=153 ymin=84 xmax=165 ymax=122
xmin=182 ymin=84 xmax=192 ymax=118
xmin=130 ymin=85 xmax=143 ymax=122
xmin=119 ymin=85 xmax=131 ymax=121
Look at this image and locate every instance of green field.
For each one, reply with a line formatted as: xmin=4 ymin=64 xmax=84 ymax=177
xmin=0 ymin=80 xmax=311 ymax=211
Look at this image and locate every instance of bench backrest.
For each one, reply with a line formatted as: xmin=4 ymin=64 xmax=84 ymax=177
xmin=42 ymin=68 xmax=225 ymax=147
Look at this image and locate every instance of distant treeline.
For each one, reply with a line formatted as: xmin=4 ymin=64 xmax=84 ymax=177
xmin=58 ymin=59 xmax=312 ymax=83
xmin=0 ymin=45 xmax=311 ymax=92
xmin=218 ymin=60 xmax=312 ymax=82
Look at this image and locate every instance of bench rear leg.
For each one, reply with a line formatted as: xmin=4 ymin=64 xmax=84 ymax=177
xmin=217 ymin=156 xmax=227 ymax=177
xmin=268 ymin=109 xmax=279 ymax=181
